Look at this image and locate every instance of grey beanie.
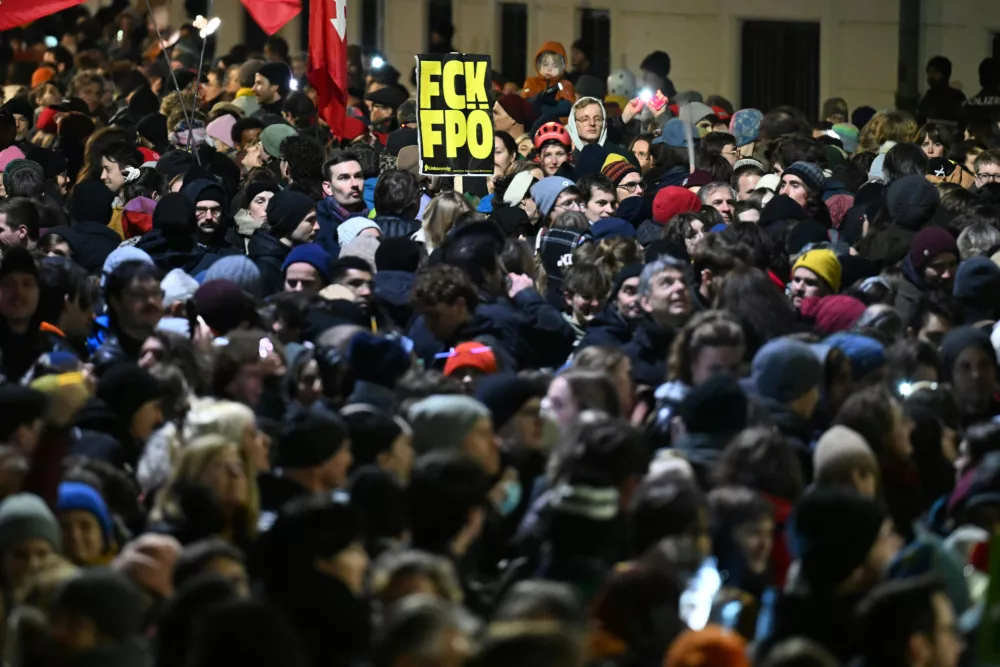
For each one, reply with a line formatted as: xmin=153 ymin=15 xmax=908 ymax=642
xmin=406 ymin=395 xmax=491 ymax=454
xmin=0 ymin=494 xmax=61 ymax=554
xmin=203 ymin=255 xmax=263 ymax=298
xmin=751 ymin=337 xmax=823 ymax=403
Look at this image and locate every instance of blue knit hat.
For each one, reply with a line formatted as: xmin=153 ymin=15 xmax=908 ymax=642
xmin=591 ymin=217 xmax=636 ymax=241
xmin=823 ymin=333 xmax=888 ymax=381
xmin=530 ymin=176 xmax=575 ymax=217
xmin=783 ymin=161 xmax=827 ymax=193
xmin=750 ymin=337 xmax=822 ymax=403
xmin=57 ymin=482 xmax=114 ymax=547
xmin=281 ymin=243 xmax=332 ymax=282
xmin=729 ymin=109 xmax=763 ymax=147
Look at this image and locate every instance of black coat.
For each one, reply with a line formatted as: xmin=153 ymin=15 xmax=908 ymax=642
xmin=374 ymin=270 xmax=416 ymax=329
xmin=578 ymin=306 xmax=634 ymax=348
xmin=622 ymin=316 xmax=676 ymax=387
xmin=372 ymin=214 xmax=421 ymax=239
xmin=247 ymin=230 xmax=291 ymax=297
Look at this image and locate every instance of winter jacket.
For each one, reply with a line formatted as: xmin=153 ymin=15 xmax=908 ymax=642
xmin=755 ymin=588 xmax=864 ymax=663
xmin=893 ymin=254 xmax=927 ymax=325
xmin=373 ymin=214 xmax=421 ymax=239
xmin=521 ymin=42 xmax=576 ymax=103
xmin=577 ymin=306 xmax=635 ymax=348
xmin=374 ymin=270 xmax=416 ymax=329
xmin=316 ymin=197 xmax=369 ymax=257
xmin=409 ymin=311 xmax=517 ymax=372
xmin=622 ymin=316 xmax=676 ymax=387
xmin=247 ymin=230 xmax=291 ymax=297
xmin=134 ymin=230 xmax=228 ymax=276
xmin=70 ymin=221 xmax=123 ymax=275
xmin=363 ymin=177 xmax=377 ymax=210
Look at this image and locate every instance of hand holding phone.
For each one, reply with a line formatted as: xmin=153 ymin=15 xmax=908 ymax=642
xmin=649 ymin=90 xmax=669 ymax=112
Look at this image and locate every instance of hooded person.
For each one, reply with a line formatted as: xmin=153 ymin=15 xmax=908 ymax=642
xmin=373 ymin=236 xmax=422 ymax=329
xmin=940 ymin=326 xmax=1000 ymax=427
xmin=248 ymin=190 xmax=317 ymax=296
xmin=181 ymin=179 xmax=235 ymax=251
xmin=72 ymin=363 xmax=164 ymax=468
xmin=136 ymin=193 xmax=224 ymax=276
xmin=521 ymin=41 xmax=576 ymax=108
xmin=57 ymin=481 xmax=118 ymax=566
xmin=747 ymin=337 xmax=824 ymax=478
xmin=67 ymin=181 xmax=127 ymax=274
xmin=893 ymin=225 xmax=959 ymax=325
xmin=757 ymin=489 xmax=899 ymax=663
xmin=857 ymin=175 xmax=940 ymax=270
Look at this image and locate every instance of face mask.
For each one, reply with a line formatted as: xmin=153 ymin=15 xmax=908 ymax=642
xmin=497 ymin=478 xmax=522 ymax=517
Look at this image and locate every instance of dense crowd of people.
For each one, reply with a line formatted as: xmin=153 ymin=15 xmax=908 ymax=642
xmin=1 ymin=5 xmax=1000 ymax=667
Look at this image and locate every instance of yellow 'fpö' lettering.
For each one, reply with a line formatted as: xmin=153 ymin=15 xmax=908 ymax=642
xmin=420 ymin=110 xmax=491 ymax=159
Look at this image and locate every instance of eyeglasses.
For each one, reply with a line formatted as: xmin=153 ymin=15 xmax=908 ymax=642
xmin=555 ymin=200 xmax=583 ymax=211
xmin=977 ymin=172 xmax=1000 ymax=182
xmin=577 ymin=116 xmax=604 ymax=126
xmin=196 ymin=205 xmax=223 ymax=217
xmin=618 ymin=182 xmax=642 ymax=194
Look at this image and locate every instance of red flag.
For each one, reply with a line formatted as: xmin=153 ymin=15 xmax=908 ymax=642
xmin=0 ymin=0 xmax=85 ymax=31
xmin=308 ymin=0 xmax=348 ymax=138
xmin=240 ymin=0 xmax=301 ymax=36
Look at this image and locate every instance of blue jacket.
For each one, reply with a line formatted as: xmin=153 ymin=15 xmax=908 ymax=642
xmin=363 ymin=177 xmax=377 ymax=210
xmin=315 ymin=197 xmax=369 ymax=257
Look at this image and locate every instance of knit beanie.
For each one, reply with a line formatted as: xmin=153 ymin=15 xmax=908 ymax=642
xmin=282 ymin=243 xmax=333 ymax=282
xmin=57 ymin=482 xmax=114 ymax=547
xmin=678 ymin=374 xmax=748 ymax=436
xmin=665 ymin=626 xmax=750 ymax=667
xmin=496 ymin=93 xmax=537 ymax=127
xmin=265 ymin=190 xmax=315 ymax=239
xmin=69 ymin=181 xmax=116 ymax=226
xmin=100 ymin=246 xmax=154 ymax=288
xmin=257 ymin=61 xmax=292 ymax=95
xmin=792 ymin=249 xmax=841 ymax=292
xmin=612 ymin=263 xmax=644 ymax=299
xmin=954 ymin=257 xmax=1000 ymax=323
xmin=640 ymin=51 xmax=671 ymax=79
xmin=375 ymin=236 xmax=422 ymax=273
xmin=407 ymin=395 xmax=492 ymax=454
xmin=813 ymin=425 xmax=878 ymax=487
xmin=51 ymin=569 xmax=144 ymax=642
xmin=192 ymin=280 xmax=255 ymax=335
xmin=601 ymin=155 xmax=638 ymax=187
xmin=789 ymin=488 xmax=885 ymax=592
xmin=246 ymin=180 xmax=280 ymax=203
xmin=259 ymin=123 xmax=297 ymax=159
xmin=940 ymin=327 xmax=997 ymax=382
xmin=474 ymin=373 xmax=544 ymax=432
xmin=653 ymin=118 xmax=690 ymax=148
xmin=751 ymin=337 xmax=822 ymax=403
xmin=3 ymin=159 xmax=44 ymax=193
xmin=161 ymin=269 xmax=200 ymax=309
xmin=783 ymin=161 xmax=826 ymax=193
xmin=591 ymin=217 xmax=636 ymax=241
xmin=347 ymin=332 xmax=412 ymax=388
xmin=337 ymin=216 xmax=381 ymax=247
xmin=530 ymin=177 xmax=575 ymax=217
xmin=137 ymin=113 xmax=168 ymax=150
xmin=824 ymin=333 xmax=887 ymax=381
xmin=203 ymin=255 xmax=263 ymax=298
xmin=729 ymin=109 xmax=762 ymax=147
xmin=759 ymin=195 xmax=806 ymax=226
xmin=0 ymin=146 xmax=25 ymax=172
xmin=887 ymin=175 xmax=940 ymax=230
xmin=799 ymin=295 xmax=866 ymax=335
xmin=832 ymin=123 xmax=860 ymax=153
xmin=152 ymin=192 xmax=197 ymax=239
xmin=340 ymin=236 xmax=379 ymax=271
xmin=206 ymin=114 xmax=237 ymax=148
xmin=0 ymin=494 xmax=61 ymax=555
xmin=96 ymin=363 xmax=164 ymax=424
xmin=652 ymin=186 xmax=702 ymax=224
xmin=277 ymin=409 xmax=348 ymax=468
xmin=909 ymin=226 xmax=958 ymax=271
xmin=443 ymin=342 xmax=499 ymax=377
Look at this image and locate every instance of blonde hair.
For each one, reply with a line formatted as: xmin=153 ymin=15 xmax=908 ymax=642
xmin=421 ymin=191 xmax=473 ymax=250
xmin=153 ymin=435 xmax=260 ymax=541
xmin=183 ymin=399 xmax=256 ymax=447
xmin=857 ymin=111 xmax=889 ymax=154
xmin=878 ymin=111 xmax=918 ymax=146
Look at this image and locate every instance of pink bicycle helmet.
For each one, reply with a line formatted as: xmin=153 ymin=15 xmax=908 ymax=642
xmin=533 ymin=122 xmax=571 ymax=150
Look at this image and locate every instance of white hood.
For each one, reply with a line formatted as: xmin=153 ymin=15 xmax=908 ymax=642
xmin=566 ymin=97 xmax=607 ymax=151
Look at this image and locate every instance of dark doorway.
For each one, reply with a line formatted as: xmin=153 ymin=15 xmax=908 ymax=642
xmin=741 ymin=20 xmax=820 ymax=120
xmin=500 ymin=3 xmax=528 ymax=83
xmin=428 ymin=0 xmax=453 ymax=51
xmin=362 ymin=0 xmax=383 ymax=53
xmin=579 ymin=9 xmax=611 ymax=81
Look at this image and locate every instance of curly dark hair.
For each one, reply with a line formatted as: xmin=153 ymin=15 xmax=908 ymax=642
xmin=410 ymin=265 xmax=479 ymax=309
xmin=280 ymin=134 xmax=325 ymax=191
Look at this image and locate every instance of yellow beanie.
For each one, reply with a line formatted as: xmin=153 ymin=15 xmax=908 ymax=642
xmin=601 ymin=153 xmax=628 ymax=171
xmin=792 ymin=249 xmax=842 ymax=292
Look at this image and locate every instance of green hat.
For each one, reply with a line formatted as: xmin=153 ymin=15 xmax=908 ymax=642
xmin=0 ymin=493 xmax=61 ymax=554
xmin=260 ymin=124 xmax=297 ymax=159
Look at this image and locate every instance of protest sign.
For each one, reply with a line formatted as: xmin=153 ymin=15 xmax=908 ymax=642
xmin=416 ymin=54 xmax=495 ymax=176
